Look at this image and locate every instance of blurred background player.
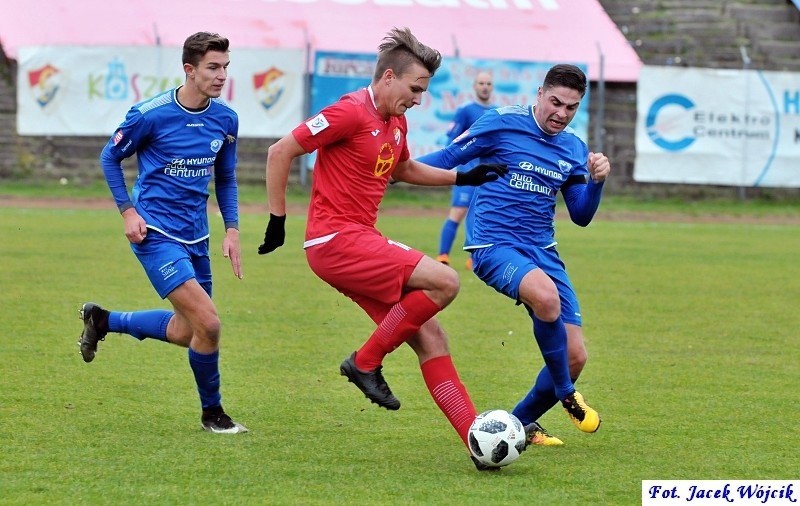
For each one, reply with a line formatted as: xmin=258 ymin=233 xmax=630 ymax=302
xmin=418 ymin=64 xmax=606 ymax=445
xmin=436 ymin=71 xmax=496 ymax=270
xmin=257 ymin=27 xmax=507 ymax=470
xmin=78 ymin=32 xmax=247 ymax=434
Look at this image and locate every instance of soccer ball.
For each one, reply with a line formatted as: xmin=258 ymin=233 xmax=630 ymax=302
xmin=468 ymin=409 xmax=526 ymax=468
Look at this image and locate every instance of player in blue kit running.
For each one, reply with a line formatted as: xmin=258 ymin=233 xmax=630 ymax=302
xmin=418 ymin=64 xmax=608 ymax=445
xmin=78 ymin=32 xmax=247 ymax=434
xmin=436 ymin=71 xmax=495 ymax=270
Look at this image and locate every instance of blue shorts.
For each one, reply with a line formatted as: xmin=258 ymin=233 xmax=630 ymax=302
xmin=130 ymin=232 xmax=212 ymax=299
xmin=451 ymin=185 xmax=475 ymax=207
xmin=470 ymin=244 xmax=582 ymax=326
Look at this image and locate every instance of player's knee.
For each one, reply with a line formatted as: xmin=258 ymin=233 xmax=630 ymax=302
xmin=570 ymin=348 xmax=588 ymax=374
xmin=194 ymin=313 xmax=222 ymax=343
xmin=438 ymin=268 xmax=460 ymax=303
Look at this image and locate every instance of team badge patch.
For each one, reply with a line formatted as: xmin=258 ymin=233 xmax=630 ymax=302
xmin=210 ymin=139 xmax=223 ymax=153
xmin=393 ymin=127 xmax=401 ymax=146
xmin=113 ymin=130 xmax=124 ymax=146
xmin=306 ymin=113 xmax=330 ymax=136
xmin=374 ymin=142 xmax=395 ymax=177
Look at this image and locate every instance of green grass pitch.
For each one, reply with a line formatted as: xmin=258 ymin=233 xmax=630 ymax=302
xmin=1 ymin=203 xmax=798 ymax=505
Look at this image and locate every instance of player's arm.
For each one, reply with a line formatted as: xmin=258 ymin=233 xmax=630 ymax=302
xmin=214 ymin=130 xmax=242 ymax=279
xmin=257 ymin=133 xmax=307 ymax=255
xmin=99 ymin=112 xmax=148 ymax=244
xmin=393 ymin=158 xmax=507 ymax=187
xmin=562 ymin=152 xmax=611 ymax=227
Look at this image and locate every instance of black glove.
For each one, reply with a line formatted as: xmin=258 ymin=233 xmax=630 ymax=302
xmin=257 ymin=214 xmax=286 ymax=255
xmin=455 ymin=163 xmax=508 ymax=186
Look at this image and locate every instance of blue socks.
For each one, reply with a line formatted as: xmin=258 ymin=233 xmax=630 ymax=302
xmin=108 ymin=310 xmax=172 ymax=342
xmin=531 ymin=315 xmax=573 ymax=400
xmin=188 ymin=349 xmax=221 ymax=410
xmin=512 ymin=367 xmax=563 ymax=425
xmin=106 ymin=310 xmax=221 ymax=410
xmin=439 ymin=218 xmax=459 ymax=255
xmin=512 ymin=315 xmax=575 ymax=424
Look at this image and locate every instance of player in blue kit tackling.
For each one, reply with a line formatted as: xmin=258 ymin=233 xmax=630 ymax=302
xmin=419 ymin=64 xmax=609 ymax=445
xmin=436 ymin=71 xmax=496 ymax=270
xmin=78 ymin=32 xmax=247 ymax=434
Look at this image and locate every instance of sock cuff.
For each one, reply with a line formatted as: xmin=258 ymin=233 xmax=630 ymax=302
xmin=401 ymin=290 xmax=442 ymax=325
xmin=420 ymin=354 xmax=452 ymax=373
xmin=188 ymin=348 xmax=219 ymax=363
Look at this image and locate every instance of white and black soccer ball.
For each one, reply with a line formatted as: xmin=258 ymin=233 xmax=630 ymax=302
xmin=468 ymin=409 xmax=526 ymax=468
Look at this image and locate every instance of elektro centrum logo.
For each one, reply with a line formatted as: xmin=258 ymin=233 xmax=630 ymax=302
xmin=645 ymin=94 xmax=697 ymax=151
xmin=646 ymin=93 xmax=772 ymax=152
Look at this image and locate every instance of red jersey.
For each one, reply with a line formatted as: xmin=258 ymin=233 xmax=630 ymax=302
xmin=292 ymin=88 xmax=410 ymax=241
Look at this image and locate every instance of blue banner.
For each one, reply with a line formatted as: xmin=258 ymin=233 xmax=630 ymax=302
xmin=310 ymin=52 xmax=589 ymax=165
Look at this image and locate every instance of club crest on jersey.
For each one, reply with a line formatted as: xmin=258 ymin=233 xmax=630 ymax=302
xmin=210 ymin=139 xmax=223 ymax=153
xmin=374 ymin=142 xmax=395 ymax=177
xmin=558 ymin=159 xmax=573 ymax=171
xmin=113 ymin=129 xmax=124 ymax=146
xmin=306 ymin=113 xmax=330 ymax=136
xmin=393 ymin=127 xmax=401 ymax=146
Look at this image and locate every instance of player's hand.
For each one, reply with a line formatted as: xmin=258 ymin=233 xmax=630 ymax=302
xmin=222 ymin=228 xmax=243 ymax=279
xmin=122 ymin=208 xmax=148 ymax=244
xmin=257 ymin=214 xmax=286 ymax=255
xmin=588 ymin=152 xmax=611 ymax=183
xmin=455 ymin=163 xmax=508 ymax=186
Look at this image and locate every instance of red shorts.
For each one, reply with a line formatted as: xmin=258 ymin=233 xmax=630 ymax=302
xmin=305 ymin=224 xmax=424 ymax=323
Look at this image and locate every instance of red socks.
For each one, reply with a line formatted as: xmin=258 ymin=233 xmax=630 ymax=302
xmin=355 ymin=291 xmax=441 ymax=371
xmin=421 ymin=355 xmax=477 ymax=446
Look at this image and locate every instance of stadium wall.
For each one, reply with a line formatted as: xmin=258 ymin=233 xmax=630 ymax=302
xmin=2 ymin=0 xmax=799 ymax=197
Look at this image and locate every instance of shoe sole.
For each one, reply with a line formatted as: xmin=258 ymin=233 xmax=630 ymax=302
xmin=201 ymin=422 xmax=249 ymax=434
xmin=339 ymin=361 xmax=401 ymax=411
xmin=78 ymin=303 xmax=98 ymax=363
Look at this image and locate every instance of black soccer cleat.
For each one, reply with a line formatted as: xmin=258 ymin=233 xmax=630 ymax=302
xmin=339 ymin=351 xmax=401 ymax=410
xmin=201 ymin=406 xmax=248 ymax=434
xmin=470 ymin=455 xmax=501 ymax=472
xmin=78 ymin=302 xmax=109 ymax=363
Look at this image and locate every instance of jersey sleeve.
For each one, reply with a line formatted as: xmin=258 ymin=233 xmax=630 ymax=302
xmin=99 ymin=108 xmax=151 ymax=212
xmin=417 ymin=111 xmax=498 ymax=169
xmin=292 ymin=99 xmax=361 ymax=153
xmin=561 ymin=140 xmax=601 ymax=226
xmin=214 ymin=115 xmax=239 ymax=230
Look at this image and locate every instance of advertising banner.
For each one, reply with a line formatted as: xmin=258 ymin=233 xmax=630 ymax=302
xmin=18 ymin=45 xmax=305 ymax=138
xmin=310 ymin=52 xmax=590 ymax=167
xmin=635 ymin=65 xmax=800 ymax=187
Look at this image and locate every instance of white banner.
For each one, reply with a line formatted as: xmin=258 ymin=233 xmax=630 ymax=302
xmin=635 ymin=66 xmax=800 ymax=188
xmin=643 ymin=480 xmax=798 ymax=505
xmin=17 ymin=46 xmax=305 ymax=138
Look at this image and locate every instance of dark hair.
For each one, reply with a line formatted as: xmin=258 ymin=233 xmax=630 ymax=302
xmin=182 ymin=32 xmax=230 ymax=67
xmin=373 ymin=27 xmax=442 ymax=81
xmin=542 ymin=64 xmax=588 ymax=97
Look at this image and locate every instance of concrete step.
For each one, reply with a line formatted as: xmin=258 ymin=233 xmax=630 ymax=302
xmin=726 ymin=3 xmax=800 ymax=24
xmin=753 ymin=39 xmax=800 ymax=59
xmin=745 ymin=20 xmax=800 ymax=41
xmin=765 ymin=56 xmax=800 ymax=72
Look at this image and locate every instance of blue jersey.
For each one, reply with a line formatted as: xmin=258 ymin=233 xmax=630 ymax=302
xmin=100 ymin=88 xmax=239 ymax=244
xmin=445 ymin=101 xmax=496 ymax=144
xmin=420 ymin=104 xmax=596 ymax=249
xmin=445 ymin=101 xmax=495 ymax=171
